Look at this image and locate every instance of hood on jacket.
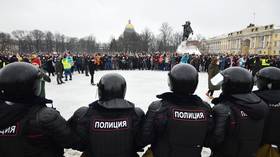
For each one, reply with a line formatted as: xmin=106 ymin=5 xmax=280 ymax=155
xmin=97 ymin=98 xmax=135 ymax=109
xmin=254 ymin=90 xmax=280 ymax=104
xmin=212 ymin=93 xmax=268 ymax=120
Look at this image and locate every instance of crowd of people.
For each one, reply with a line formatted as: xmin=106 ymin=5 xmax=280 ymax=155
xmin=1 ymin=52 xmax=280 ymax=73
xmin=0 ymin=61 xmax=280 ymax=157
xmin=1 ymin=52 xmax=280 ymax=91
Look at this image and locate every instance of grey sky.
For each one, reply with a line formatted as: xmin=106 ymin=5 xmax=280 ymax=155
xmin=0 ymin=0 xmax=279 ymax=42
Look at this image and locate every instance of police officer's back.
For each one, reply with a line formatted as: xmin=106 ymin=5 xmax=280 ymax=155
xmin=142 ymin=64 xmax=213 ymax=157
xmin=0 ymin=62 xmax=76 ymax=157
xmin=254 ymin=67 xmax=280 ymax=146
xmin=68 ymin=73 xmax=144 ymax=157
xmin=211 ymin=67 xmax=268 ymax=157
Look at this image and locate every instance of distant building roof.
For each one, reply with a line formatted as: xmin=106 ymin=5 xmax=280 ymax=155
xmin=275 ymin=25 xmax=280 ymax=29
xmin=209 ymin=34 xmax=228 ymax=40
xmin=208 ymin=24 xmax=279 ymax=41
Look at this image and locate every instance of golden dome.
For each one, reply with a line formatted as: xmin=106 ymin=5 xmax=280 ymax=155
xmin=126 ymin=23 xmax=134 ymax=30
xmin=124 ymin=20 xmax=135 ymax=32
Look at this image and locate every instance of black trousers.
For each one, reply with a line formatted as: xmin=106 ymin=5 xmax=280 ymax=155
xmin=56 ymin=72 xmax=63 ymax=84
xmin=90 ymin=73 xmax=94 ymax=84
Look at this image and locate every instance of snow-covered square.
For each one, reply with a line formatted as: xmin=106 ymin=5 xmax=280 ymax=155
xmin=46 ymin=70 xmax=216 ymax=157
xmin=46 ymin=70 xmax=219 ymax=118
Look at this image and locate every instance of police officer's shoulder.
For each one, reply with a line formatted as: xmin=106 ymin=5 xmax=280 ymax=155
xmin=148 ymin=100 xmax=163 ymax=112
xmin=37 ymin=107 xmax=61 ymax=124
xmin=201 ymin=101 xmax=212 ymax=110
xmin=134 ymin=107 xmax=144 ymax=118
xmin=212 ymin=103 xmax=231 ymax=115
xmin=72 ymin=106 xmax=89 ymax=120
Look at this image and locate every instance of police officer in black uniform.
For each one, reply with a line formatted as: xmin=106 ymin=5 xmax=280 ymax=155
xmin=141 ymin=64 xmax=213 ymax=157
xmin=254 ymin=67 xmax=280 ymax=147
xmin=0 ymin=62 xmax=77 ymax=157
xmin=68 ymin=73 xmax=144 ymax=157
xmin=210 ymin=67 xmax=268 ymax=157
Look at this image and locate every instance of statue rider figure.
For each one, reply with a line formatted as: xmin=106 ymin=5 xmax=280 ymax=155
xmin=182 ymin=21 xmax=193 ymax=41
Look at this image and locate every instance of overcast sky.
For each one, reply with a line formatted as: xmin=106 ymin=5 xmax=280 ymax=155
xmin=0 ymin=0 xmax=279 ymax=42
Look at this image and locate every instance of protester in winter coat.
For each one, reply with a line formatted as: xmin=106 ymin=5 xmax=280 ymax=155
xmin=180 ymin=54 xmax=189 ymax=64
xmin=55 ymin=57 xmax=64 ymax=84
xmin=206 ymin=57 xmax=220 ymax=99
xmin=62 ymin=56 xmax=72 ymax=81
xmin=46 ymin=56 xmax=55 ymax=76
xmin=88 ymin=57 xmax=96 ymax=85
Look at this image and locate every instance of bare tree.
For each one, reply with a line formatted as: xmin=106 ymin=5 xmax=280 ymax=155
xmin=54 ymin=33 xmax=66 ymax=53
xmin=159 ymin=22 xmax=173 ymax=52
xmin=86 ymin=35 xmax=96 ymax=53
xmin=0 ymin=33 xmax=12 ymax=52
xmin=149 ymin=35 xmax=157 ymax=52
xmin=78 ymin=38 xmax=87 ymax=52
xmin=140 ymin=28 xmax=153 ymax=52
xmin=171 ymin=31 xmax=183 ymax=51
xmin=66 ymin=37 xmax=79 ymax=52
xmin=109 ymin=38 xmax=118 ymax=52
xmin=12 ymin=30 xmax=26 ymax=52
xmin=45 ymin=31 xmax=54 ymax=53
xmin=30 ymin=30 xmax=45 ymax=52
xmin=24 ymin=34 xmax=34 ymax=53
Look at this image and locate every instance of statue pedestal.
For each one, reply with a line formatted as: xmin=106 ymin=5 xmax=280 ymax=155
xmin=176 ymin=41 xmax=201 ymax=55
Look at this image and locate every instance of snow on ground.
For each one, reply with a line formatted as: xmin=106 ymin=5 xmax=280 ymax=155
xmin=46 ymin=70 xmax=220 ymax=157
xmin=46 ymin=70 xmax=220 ymax=118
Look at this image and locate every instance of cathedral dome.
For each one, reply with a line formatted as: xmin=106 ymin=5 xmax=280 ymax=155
xmin=124 ymin=20 xmax=135 ymax=33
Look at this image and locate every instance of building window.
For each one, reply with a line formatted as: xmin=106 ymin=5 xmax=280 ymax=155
xmin=265 ymin=26 xmax=268 ymax=30
xmin=275 ymin=34 xmax=278 ymax=38
xmin=251 ymin=29 xmax=254 ymax=32
xmin=240 ymin=31 xmax=242 ymax=34
xmin=270 ymin=25 xmax=273 ymax=29
xmin=274 ymin=51 xmax=276 ymax=54
xmin=275 ymin=42 xmax=277 ymax=47
xmin=255 ymin=28 xmax=258 ymax=31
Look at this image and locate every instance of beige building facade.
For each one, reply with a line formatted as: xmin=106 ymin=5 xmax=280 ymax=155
xmin=206 ymin=24 xmax=280 ymax=55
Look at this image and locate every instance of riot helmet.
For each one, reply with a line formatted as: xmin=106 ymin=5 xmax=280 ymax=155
xmin=220 ymin=67 xmax=253 ymax=94
xmin=0 ymin=62 xmax=46 ymax=100
xmin=98 ymin=73 xmax=127 ymax=101
xmin=168 ymin=64 xmax=198 ymax=94
xmin=256 ymin=67 xmax=280 ymax=90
